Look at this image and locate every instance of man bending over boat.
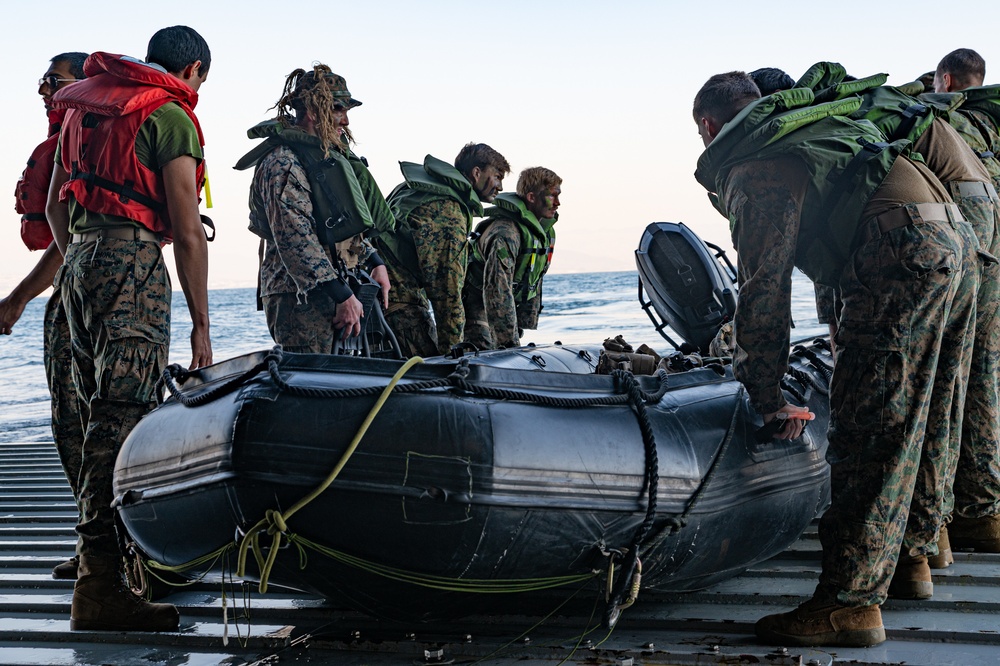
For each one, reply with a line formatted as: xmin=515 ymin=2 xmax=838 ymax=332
xmin=927 ymin=47 xmax=1000 ymax=562
xmin=463 ymin=166 xmax=562 ymax=349
xmin=1 ymin=52 xmax=87 ymax=582
xmin=237 ymin=65 xmax=392 ymax=353
xmin=378 ymin=143 xmax=510 ymax=357
xmin=693 ymin=71 xmax=981 ymax=647
xmin=46 ymin=26 xmax=214 ymax=632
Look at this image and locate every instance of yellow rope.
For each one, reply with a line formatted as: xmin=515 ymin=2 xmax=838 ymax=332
xmin=236 ymin=355 xmax=425 ymax=592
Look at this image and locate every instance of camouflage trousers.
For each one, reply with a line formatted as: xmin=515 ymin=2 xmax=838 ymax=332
xmin=461 ymin=279 xmax=495 ymax=351
xmin=818 ymin=209 xmax=980 ymax=606
xmin=43 ymin=268 xmax=84 ymax=510
xmin=943 ymin=186 xmax=1000 ymax=521
xmin=384 ymin=259 xmax=439 ymax=358
xmin=61 ymin=237 xmax=170 ymax=559
xmin=263 ymin=290 xmax=342 ymax=354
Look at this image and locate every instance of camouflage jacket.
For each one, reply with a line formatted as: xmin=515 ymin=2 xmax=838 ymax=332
xmin=466 ymin=217 xmax=522 ymax=348
xmin=254 ymin=145 xmax=377 ymax=302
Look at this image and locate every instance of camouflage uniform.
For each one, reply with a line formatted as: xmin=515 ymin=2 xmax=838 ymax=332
xmin=939 ymin=106 xmax=1000 ymax=522
xmin=463 ymin=217 xmax=521 ymax=349
xmin=817 ymin=118 xmax=998 ymax=552
xmin=43 ymin=267 xmax=84 ymax=506
xmin=722 ymin=155 xmax=979 ymax=605
xmin=255 ymin=144 xmax=380 ymax=354
xmin=384 ymin=198 xmax=471 ymax=357
xmin=61 ymin=237 xmax=170 ymax=558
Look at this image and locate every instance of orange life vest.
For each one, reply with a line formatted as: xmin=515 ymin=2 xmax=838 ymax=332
xmin=51 ymin=52 xmax=205 ymax=240
xmin=13 ymin=110 xmax=64 ymax=251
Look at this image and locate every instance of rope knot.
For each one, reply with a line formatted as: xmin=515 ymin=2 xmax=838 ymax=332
xmin=265 ymin=509 xmax=288 ymax=535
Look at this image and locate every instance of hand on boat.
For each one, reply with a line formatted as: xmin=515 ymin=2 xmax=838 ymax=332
xmin=333 ymin=294 xmax=363 ymax=339
xmin=763 ymin=405 xmax=815 ymax=440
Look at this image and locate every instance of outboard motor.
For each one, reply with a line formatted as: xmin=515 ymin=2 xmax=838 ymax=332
xmin=635 ymin=222 xmax=737 ymax=354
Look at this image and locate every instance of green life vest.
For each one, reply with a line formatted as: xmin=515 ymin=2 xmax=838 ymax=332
xmin=696 ymin=87 xmax=910 ymax=287
xmin=387 ymin=155 xmax=483 ymax=226
xmin=797 ymin=62 xmax=937 ymax=146
xmin=471 ymin=192 xmax=557 ymax=304
xmin=234 ymin=120 xmax=395 ymax=246
xmin=960 ymin=85 xmax=1000 ymax=156
xmin=380 ymin=155 xmax=484 ymax=276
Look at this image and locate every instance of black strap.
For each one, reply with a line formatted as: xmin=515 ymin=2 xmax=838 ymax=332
xmin=826 ymin=138 xmax=890 ymax=196
xmin=660 ymin=233 xmax=697 ymax=289
xmin=896 ymin=103 xmax=931 ymax=141
xmin=22 ymin=213 xmax=47 ymax=221
xmin=69 ymin=164 xmax=165 ymax=212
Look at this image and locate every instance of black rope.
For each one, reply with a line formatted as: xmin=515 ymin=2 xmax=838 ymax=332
xmin=155 ymin=347 xmax=283 ymax=407
xmin=602 ymin=370 xmax=661 ymax=628
xmin=265 ymin=354 xmax=459 ymax=399
xmin=793 ymin=342 xmax=834 ymax=380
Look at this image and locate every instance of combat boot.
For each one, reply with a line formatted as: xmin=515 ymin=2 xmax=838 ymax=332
xmin=70 ymin=554 xmax=179 ymax=632
xmin=888 ymin=554 xmax=933 ymax=599
xmin=51 ymin=555 xmax=79 ymax=580
xmin=755 ymin=596 xmax=885 ymax=647
xmin=948 ymin=513 xmax=1000 ymax=552
xmin=928 ymin=526 xmax=954 ymax=569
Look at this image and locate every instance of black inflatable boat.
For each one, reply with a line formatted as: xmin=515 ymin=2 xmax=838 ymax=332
xmin=112 ymin=223 xmax=832 ymax=624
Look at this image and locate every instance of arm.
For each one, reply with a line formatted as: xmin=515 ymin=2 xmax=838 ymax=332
xmin=0 ymin=243 xmax=63 ymax=335
xmin=162 ymin=155 xmax=212 ymax=369
xmin=45 ymin=164 xmax=71 ymax=256
xmin=727 ymin=159 xmax=813 ymax=432
xmin=481 ymin=222 xmax=520 ymax=348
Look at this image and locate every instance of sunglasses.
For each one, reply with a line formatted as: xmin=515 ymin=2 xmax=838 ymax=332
xmin=38 ymin=75 xmax=76 ymax=89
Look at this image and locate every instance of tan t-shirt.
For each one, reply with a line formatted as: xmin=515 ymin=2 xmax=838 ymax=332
xmin=913 ymin=118 xmax=990 ymax=186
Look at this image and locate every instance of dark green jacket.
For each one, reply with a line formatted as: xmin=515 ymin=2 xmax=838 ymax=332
xmin=695 ymin=87 xmax=910 ymax=286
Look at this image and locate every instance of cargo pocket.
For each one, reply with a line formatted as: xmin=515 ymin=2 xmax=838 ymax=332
xmin=831 ymin=320 xmax=907 ymax=433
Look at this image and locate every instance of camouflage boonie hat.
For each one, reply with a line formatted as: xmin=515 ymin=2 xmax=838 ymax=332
xmin=325 ymin=73 xmax=362 ymax=109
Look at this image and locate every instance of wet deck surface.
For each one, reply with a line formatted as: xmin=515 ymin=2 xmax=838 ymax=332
xmin=2 ymin=440 xmax=999 ymax=665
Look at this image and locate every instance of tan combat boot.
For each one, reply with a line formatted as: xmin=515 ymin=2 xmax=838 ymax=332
xmin=928 ymin=526 xmax=954 ymax=569
xmin=755 ymin=596 xmax=885 ymax=647
xmin=70 ymin=554 xmax=179 ymax=631
xmin=51 ymin=555 xmax=79 ymax=580
xmin=948 ymin=513 xmax=1000 ymax=552
xmin=888 ymin=554 xmax=933 ymax=599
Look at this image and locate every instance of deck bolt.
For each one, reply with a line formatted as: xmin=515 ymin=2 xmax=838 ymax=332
xmin=711 ymin=645 xmax=720 ymax=652
xmin=405 ymin=632 xmax=416 ymax=640
xmin=643 ymin=642 xmax=654 ymax=650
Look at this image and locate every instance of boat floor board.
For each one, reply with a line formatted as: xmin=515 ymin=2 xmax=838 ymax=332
xmin=3 ymin=440 xmax=1000 ymax=665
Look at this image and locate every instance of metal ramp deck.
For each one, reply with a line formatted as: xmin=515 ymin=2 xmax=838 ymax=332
xmin=1 ymin=440 xmax=998 ymax=665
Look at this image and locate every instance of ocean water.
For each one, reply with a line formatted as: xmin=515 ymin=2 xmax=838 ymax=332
xmin=0 ymin=270 xmax=823 ymax=443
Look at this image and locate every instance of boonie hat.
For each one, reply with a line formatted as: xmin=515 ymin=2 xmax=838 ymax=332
xmin=325 ymin=73 xmax=362 ymax=109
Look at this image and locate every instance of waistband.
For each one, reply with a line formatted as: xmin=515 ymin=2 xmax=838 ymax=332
xmin=947 ymin=180 xmax=999 ymax=201
xmin=70 ymin=227 xmax=160 ymax=244
xmin=857 ymin=202 xmax=963 ymax=247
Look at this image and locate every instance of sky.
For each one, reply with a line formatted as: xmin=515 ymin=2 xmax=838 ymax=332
xmin=2 ymin=0 xmax=999 ymax=293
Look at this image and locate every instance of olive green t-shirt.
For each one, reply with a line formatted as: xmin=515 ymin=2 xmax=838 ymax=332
xmin=54 ymin=102 xmax=203 ymax=232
